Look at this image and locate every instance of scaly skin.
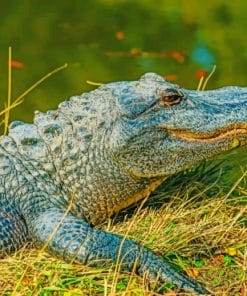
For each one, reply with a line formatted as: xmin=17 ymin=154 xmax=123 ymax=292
xmin=0 ymin=73 xmax=246 ymax=294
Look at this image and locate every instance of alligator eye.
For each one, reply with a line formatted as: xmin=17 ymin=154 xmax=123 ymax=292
xmin=156 ymin=88 xmax=185 ymax=106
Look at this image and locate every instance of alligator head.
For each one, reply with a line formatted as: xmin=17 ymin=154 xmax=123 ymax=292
xmin=102 ymin=72 xmax=247 ymax=177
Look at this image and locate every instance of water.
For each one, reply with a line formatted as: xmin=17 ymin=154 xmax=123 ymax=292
xmin=0 ymin=0 xmax=246 ymax=184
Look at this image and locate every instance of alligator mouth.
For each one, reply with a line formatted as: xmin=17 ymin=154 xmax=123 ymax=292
xmin=168 ymin=124 xmax=247 ymax=143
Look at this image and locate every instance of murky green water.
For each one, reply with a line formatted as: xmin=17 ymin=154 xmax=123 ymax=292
xmin=0 ymin=0 xmax=246 ymax=184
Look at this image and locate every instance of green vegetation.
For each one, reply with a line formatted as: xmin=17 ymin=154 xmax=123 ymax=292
xmin=0 ymin=1 xmax=246 ymax=293
xmin=0 ymin=53 xmax=246 ymax=295
xmin=1 ymin=1 xmax=247 ymax=120
xmin=0 ymin=47 xmax=67 ymax=135
xmin=0 ymin=172 xmax=246 ymax=295
xmin=1 ymin=0 xmax=246 ymax=180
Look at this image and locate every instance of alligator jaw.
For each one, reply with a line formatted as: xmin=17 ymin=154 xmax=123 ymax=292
xmin=168 ymin=124 xmax=247 ymax=145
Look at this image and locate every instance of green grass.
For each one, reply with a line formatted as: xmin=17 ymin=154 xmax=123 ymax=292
xmin=0 ymin=167 xmax=246 ymax=295
xmin=0 ymin=51 xmax=246 ymax=295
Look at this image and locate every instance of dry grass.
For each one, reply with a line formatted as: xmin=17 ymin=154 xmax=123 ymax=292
xmin=0 ymin=170 xmax=246 ymax=296
xmin=0 ymin=51 xmax=246 ymax=295
xmin=0 ymin=47 xmax=67 ymax=133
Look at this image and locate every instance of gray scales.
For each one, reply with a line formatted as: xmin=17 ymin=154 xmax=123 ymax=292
xmin=0 ymin=73 xmax=246 ymax=294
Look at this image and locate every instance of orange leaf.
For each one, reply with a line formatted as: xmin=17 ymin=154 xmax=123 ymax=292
xmin=195 ymin=69 xmax=207 ymax=79
xmin=187 ymin=268 xmax=199 ymax=278
xmin=21 ymin=277 xmax=32 ymax=285
xmin=164 ymin=74 xmax=178 ymax=81
xmin=11 ymin=60 xmax=24 ymax=69
xmin=115 ymin=31 xmax=125 ymax=40
xmin=215 ymin=255 xmax=224 ymax=263
xmin=241 ymin=286 xmax=246 ymax=296
xmin=169 ymin=51 xmax=185 ymax=63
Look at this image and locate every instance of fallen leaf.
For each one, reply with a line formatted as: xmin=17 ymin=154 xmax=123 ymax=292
xmin=11 ymin=60 xmax=24 ymax=69
xmin=187 ymin=268 xmax=199 ymax=278
xmin=240 ymin=285 xmax=246 ymax=296
xmin=214 ymin=255 xmax=224 ymax=263
xmin=21 ymin=277 xmax=33 ymax=285
xmin=164 ymin=74 xmax=178 ymax=81
xmin=195 ymin=69 xmax=207 ymax=79
xmin=169 ymin=51 xmax=185 ymax=63
xmin=115 ymin=31 xmax=125 ymax=40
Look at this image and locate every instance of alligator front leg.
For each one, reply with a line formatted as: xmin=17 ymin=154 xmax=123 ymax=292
xmin=0 ymin=202 xmax=29 ymax=254
xmin=30 ymin=209 xmax=209 ymax=295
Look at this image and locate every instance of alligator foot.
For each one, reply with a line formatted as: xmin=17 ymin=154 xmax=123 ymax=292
xmin=30 ymin=208 xmax=210 ymax=295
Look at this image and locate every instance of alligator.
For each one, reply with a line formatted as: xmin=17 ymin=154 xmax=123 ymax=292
xmin=0 ymin=72 xmax=246 ymax=294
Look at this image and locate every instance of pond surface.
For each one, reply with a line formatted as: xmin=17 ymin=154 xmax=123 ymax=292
xmin=0 ymin=0 xmax=246 ymax=184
